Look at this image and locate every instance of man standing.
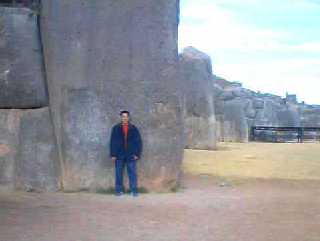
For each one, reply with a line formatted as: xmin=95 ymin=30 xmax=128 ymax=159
xmin=297 ymin=127 xmax=304 ymax=143
xmin=110 ymin=111 xmax=142 ymax=196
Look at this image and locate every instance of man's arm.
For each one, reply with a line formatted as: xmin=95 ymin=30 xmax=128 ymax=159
xmin=134 ymin=126 xmax=142 ymax=159
xmin=110 ymin=126 xmax=117 ymax=159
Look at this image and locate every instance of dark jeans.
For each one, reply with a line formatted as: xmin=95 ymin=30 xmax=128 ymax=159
xmin=115 ymin=158 xmax=137 ymax=193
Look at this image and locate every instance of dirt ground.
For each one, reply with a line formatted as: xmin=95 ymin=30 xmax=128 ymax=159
xmin=1 ymin=143 xmax=320 ymax=241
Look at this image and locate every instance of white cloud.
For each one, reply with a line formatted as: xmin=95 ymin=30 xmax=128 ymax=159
xmin=179 ymin=0 xmax=320 ymax=104
xmin=215 ymin=59 xmax=320 ymax=104
xmin=179 ymin=1 xmax=320 ymax=53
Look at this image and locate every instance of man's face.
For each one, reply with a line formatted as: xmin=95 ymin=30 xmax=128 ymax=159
xmin=121 ymin=113 xmax=129 ymax=124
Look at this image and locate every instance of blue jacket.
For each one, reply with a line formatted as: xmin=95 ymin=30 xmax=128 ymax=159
xmin=110 ymin=122 xmax=142 ymax=160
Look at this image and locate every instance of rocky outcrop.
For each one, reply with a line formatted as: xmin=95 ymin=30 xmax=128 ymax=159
xmin=40 ymin=0 xmax=183 ymax=192
xmin=212 ymin=71 xmax=318 ymax=142
xmin=179 ymin=47 xmax=216 ymax=150
xmin=0 ymin=8 xmax=48 ymax=108
xmin=300 ymin=105 xmax=320 ymax=127
xmin=214 ymin=77 xmax=252 ymax=142
xmin=218 ymin=98 xmax=249 ymax=142
xmin=214 ymin=76 xmax=303 ymax=142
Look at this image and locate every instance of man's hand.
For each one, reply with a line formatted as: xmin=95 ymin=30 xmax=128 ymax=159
xmin=133 ymin=155 xmax=139 ymax=160
xmin=111 ymin=157 xmax=116 ymax=163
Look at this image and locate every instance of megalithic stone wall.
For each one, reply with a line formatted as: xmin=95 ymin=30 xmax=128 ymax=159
xmin=213 ymin=78 xmax=251 ymax=142
xmin=0 ymin=8 xmax=60 ymax=192
xmin=40 ymin=0 xmax=183 ymax=192
xmin=0 ymin=110 xmax=19 ymax=191
xmin=300 ymin=105 xmax=320 ymax=127
xmin=0 ymin=8 xmax=48 ymax=108
xmin=0 ymin=108 xmax=60 ymax=192
xmin=179 ymin=47 xmax=217 ymax=149
xmin=213 ymin=76 xmax=303 ymax=142
xmin=2 ymin=4 xmax=320 ymax=193
xmin=15 ymin=107 xmax=60 ymax=192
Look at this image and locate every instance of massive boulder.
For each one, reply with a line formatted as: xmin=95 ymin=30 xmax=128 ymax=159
xmin=0 ymin=109 xmax=20 ymax=191
xmin=0 ymin=7 xmax=59 ymax=192
xmin=299 ymin=105 xmax=320 ymax=140
xmin=179 ymin=47 xmax=216 ymax=150
xmin=220 ymin=98 xmax=249 ymax=142
xmin=40 ymin=0 xmax=183 ymax=192
xmin=213 ymin=75 xmax=304 ymax=142
xmin=277 ymin=104 xmax=300 ymax=127
xmin=254 ymin=98 xmax=300 ymax=127
xmin=15 ymin=107 xmax=61 ymax=192
xmin=214 ymin=77 xmax=251 ymax=142
xmin=254 ymin=98 xmax=283 ymax=126
xmin=300 ymin=105 xmax=320 ymax=127
xmin=0 ymin=108 xmax=60 ymax=192
xmin=0 ymin=7 xmax=48 ymax=108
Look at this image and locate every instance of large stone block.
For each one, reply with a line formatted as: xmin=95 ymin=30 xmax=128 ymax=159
xmin=221 ymin=98 xmax=249 ymax=142
xmin=0 ymin=109 xmax=20 ymax=191
xmin=15 ymin=107 xmax=61 ymax=192
xmin=60 ymin=89 xmax=112 ymax=190
xmin=179 ymin=47 xmax=216 ymax=150
xmin=254 ymin=99 xmax=283 ymax=126
xmin=214 ymin=79 xmax=253 ymax=142
xmin=213 ymin=83 xmax=224 ymax=98
xmin=40 ymin=0 xmax=183 ymax=191
xmin=0 ymin=108 xmax=60 ymax=192
xmin=253 ymin=99 xmax=265 ymax=109
xmin=277 ymin=104 xmax=300 ymax=127
xmin=245 ymin=101 xmax=257 ymax=119
xmin=0 ymin=7 xmax=48 ymax=108
xmin=219 ymin=90 xmax=235 ymax=101
xmin=300 ymin=106 xmax=320 ymax=127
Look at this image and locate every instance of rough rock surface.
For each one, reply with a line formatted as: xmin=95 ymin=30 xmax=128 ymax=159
xmin=15 ymin=107 xmax=60 ymax=192
xmin=2 ymin=3 xmax=320 ymax=193
xmin=213 ymin=76 xmax=251 ymax=142
xmin=300 ymin=105 xmax=320 ymax=127
xmin=0 ymin=7 xmax=48 ymax=108
xmin=219 ymin=98 xmax=249 ymax=142
xmin=0 ymin=109 xmax=20 ymax=191
xmin=179 ymin=47 xmax=216 ymax=149
xmin=40 ymin=0 xmax=183 ymax=192
xmin=254 ymin=98 xmax=284 ymax=126
xmin=214 ymin=76 xmax=303 ymax=142
xmin=0 ymin=108 xmax=60 ymax=192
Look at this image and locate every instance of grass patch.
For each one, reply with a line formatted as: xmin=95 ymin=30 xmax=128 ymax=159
xmin=95 ymin=187 xmax=115 ymax=195
xmin=169 ymin=183 xmax=181 ymax=192
xmin=183 ymin=143 xmax=320 ymax=181
xmin=62 ymin=187 xmax=90 ymax=193
xmin=136 ymin=187 xmax=149 ymax=193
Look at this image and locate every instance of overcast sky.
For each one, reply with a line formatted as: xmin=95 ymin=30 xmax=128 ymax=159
xmin=179 ymin=0 xmax=320 ymax=104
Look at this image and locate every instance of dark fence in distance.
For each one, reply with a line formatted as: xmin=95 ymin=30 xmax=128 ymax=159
xmin=250 ymin=126 xmax=320 ymax=143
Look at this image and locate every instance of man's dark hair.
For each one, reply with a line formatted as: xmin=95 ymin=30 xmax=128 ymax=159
xmin=120 ymin=110 xmax=130 ymax=116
